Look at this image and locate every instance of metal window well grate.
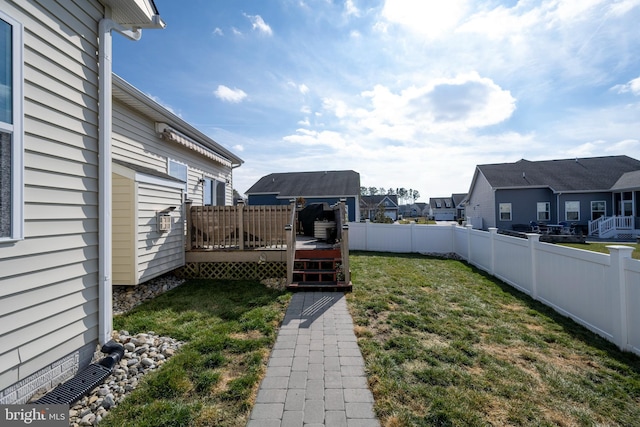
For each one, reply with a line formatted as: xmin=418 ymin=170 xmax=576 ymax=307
xmin=33 ymin=340 xmax=124 ymax=405
xmin=33 ymin=364 xmax=112 ymax=405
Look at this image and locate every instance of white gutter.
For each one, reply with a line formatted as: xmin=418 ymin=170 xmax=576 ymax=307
xmin=98 ymin=19 xmax=141 ymax=345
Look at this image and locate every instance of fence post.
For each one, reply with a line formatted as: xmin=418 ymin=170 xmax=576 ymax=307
xmin=607 ymin=245 xmax=634 ymax=351
xmin=466 ymin=224 xmax=473 ymax=264
xmin=488 ymin=228 xmax=498 ymax=275
xmin=237 ymin=199 xmax=245 ymax=250
xmin=185 ymin=199 xmax=193 ymax=251
xmin=526 ymin=233 xmax=541 ymax=299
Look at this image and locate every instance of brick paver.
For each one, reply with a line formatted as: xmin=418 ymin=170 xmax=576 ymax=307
xmin=248 ymin=292 xmax=379 ymax=427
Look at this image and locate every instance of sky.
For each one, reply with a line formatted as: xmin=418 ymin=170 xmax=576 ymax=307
xmin=112 ymin=0 xmax=640 ymax=202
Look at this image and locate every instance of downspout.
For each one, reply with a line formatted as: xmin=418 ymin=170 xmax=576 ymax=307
xmin=98 ymin=19 xmax=141 ymax=345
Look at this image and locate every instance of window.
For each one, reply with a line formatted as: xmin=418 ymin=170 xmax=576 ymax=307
xmin=537 ymin=202 xmax=550 ymax=221
xmin=565 ymin=201 xmax=580 ymax=221
xmin=167 ymin=159 xmax=188 ymax=196
xmin=591 ymin=201 xmax=605 ymax=221
xmin=203 ymin=178 xmax=225 ymax=206
xmin=0 ymin=12 xmax=23 ymax=241
xmin=499 ymin=203 xmax=512 ymax=221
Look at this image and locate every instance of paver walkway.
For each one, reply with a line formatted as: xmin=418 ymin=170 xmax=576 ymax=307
xmin=248 ymin=292 xmax=380 ymax=427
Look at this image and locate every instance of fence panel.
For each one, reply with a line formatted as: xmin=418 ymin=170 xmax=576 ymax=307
xmin=535 ymin=244 xmax=613 ymax=340
xmin=493 ymin=233 xmax=533 ymax=294
xmin=625 ymin=258 xmax=640 ymax=354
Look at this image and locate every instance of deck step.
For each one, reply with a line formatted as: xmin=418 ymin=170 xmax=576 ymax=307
xmin=287 ymin=281 xmax=352 ymax=292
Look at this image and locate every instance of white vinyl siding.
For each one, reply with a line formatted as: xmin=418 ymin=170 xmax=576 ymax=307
xmin=0 ymin=0 xmax=103 ymax=396
xmin=112 ymin=100 xmax=233 ymax=207
xmin=112 ymin=165 xmax=184 ymax=286
xmin=137 ymin=181 xmax=184 ymax=282
xmin=0 ymin=10 xmax=23 ymax=241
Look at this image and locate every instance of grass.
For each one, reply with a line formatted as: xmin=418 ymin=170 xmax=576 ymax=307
xmin=346 ymin=251 xmax=640 ymax=426
xmin=559 ymin=241 xmax=640 ymax=259
xmin=100 ymin=279 xmax=290 ymax=427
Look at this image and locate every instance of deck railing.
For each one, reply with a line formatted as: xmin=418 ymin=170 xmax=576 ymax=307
xmin=186 ymin=201 xmax=293 ymax=250
xmin=589 ymin=215 xmax=635 ymax=238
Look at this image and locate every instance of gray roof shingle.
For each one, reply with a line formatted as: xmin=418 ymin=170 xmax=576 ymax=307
xmin=246 ymin=170 xmax=360 ymax=198
xmin=478 ymin=155 xmax=640 ymax=192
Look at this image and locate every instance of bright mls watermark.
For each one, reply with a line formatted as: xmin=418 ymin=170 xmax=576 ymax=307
xmin=0 ymin=405 xmax=67 ymax=426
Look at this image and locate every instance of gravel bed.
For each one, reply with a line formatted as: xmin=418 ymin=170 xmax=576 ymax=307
xmin=68 ymin=274 xmax=186 ymax=426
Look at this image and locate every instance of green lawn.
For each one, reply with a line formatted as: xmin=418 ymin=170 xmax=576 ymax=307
xmin=347 ymin=251 xmax=640 ymax=426
xmin=560 ymin=241 xmax=640 ymax=259
xmin=101 ymin=280 xmax=290 ymax=427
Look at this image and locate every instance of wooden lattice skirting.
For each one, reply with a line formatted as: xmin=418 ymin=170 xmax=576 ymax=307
xmin=177 ymin=261 xmax=286 ymax=281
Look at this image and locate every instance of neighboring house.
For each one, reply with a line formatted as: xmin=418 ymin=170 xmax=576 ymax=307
xmin=0 ymin=0 xmax=241 ymax=405
xmin=465 ymin=155 xmax=640 ymax=238
xmin=246 ymin=170 xmax=360 ymax=222
xmin=399 ymin=202 xmax=429 ymax=218
xmin=452 ymin=193 xmax=468 ymax=220
xmin=360 ymin=195 xmax=399 ymax=221
xmin=111 ymin=74 xmax=243 ymax=286
xmin=429 ymin=197 xmax=456 ymax=220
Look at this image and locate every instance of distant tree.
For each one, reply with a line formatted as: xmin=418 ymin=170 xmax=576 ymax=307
xmin=397 ymin=188 xmax=408 ymax=203
xmin=374 ymin=204 xmax=393 ymax=223
xmin=387 ymin=188 xmax=395 ymax=195
xmin=411 ymin=190 xmax=420 ymax=203
xmin=368 ymin=187 xmax=379 ymax=196
xmin=360 ymin=186 xmax=368 ymax=196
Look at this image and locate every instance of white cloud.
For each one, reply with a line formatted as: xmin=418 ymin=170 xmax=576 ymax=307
xmin=213 ymin=27 xmax=223 ymax=36
xmin=381 ymin=0 xmax=468 ymax=39
xmin=612 ymin=76 xmax=640 ymax=96
xmin=297 ymin=117 xmax=311 ymax=126
xmin=298 ymin=84 xmax=309 ymax=94
xmin=233 ymin=144 xmax=245 ymax=152
xmin=320 ymin=72 xmax=515 ymax=140
xmin=214 ymin=85 xmax=248 ymax=103
xmin=232 ymin=27 xmax=242 ymax=36
xmin=344 ymin=0 xmax=360 ymax=17
xmin=244 ymin=14 xmax=273 ymax=36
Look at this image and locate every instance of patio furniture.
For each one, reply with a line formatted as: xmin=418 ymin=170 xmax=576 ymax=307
xmin=530 ymin=221 xmax=540 ymax=233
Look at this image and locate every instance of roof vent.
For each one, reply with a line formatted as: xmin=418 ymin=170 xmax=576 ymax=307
xmin=522 ymin=172 xmax=526 ymax=179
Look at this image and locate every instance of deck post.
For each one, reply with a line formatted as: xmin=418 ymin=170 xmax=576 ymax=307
xmin=185 ymin=199 xmax=193 ymax=251
xmin=237 ymin=199 xmax=245 ymax=250
xmin=285 ymin=224 xmax=293 ymax=284
xmin=341 ymin=224 xmax=350 ymax=284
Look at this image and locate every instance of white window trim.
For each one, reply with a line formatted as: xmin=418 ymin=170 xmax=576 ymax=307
xmin=565 ymin=201 xmax=580 ymax=221
xmin=167 ymin=158 xmax=188 ymax=197
xmin=591 ymin=200 xmax=605 ymax=220
xmin=0 ymin=11 xmax=24 ymax=242
xmin=499 ymin=203 xmax=512 ymax=221
xmin=537 ymin=202 xmax=550 ymax=222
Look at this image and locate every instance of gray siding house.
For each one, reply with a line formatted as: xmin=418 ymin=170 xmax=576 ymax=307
xmin=0 ymin=0 xmax=169 ymax=404
xmin=465 ymin=156 xmax=640 ymax=238
xmin=246 ymin=170 xmax=361 ymax=222
xmin=360 ymin=195 xmax=399 ymax=221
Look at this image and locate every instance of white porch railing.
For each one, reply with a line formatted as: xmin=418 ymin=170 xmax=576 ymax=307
xmin=589 ymin=216 xmax=635 ymax=238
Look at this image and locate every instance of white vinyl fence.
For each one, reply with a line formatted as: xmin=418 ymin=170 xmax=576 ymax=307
xmin=348 ymin=222 xmax=640 ymax=356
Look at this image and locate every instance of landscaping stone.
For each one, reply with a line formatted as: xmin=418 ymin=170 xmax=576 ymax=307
xmin=66 ymin=274 xmax=185 ymax=426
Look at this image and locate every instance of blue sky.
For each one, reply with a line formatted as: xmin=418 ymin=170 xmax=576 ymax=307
xmin=113 ymin=0 xmax=640 ymax=202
